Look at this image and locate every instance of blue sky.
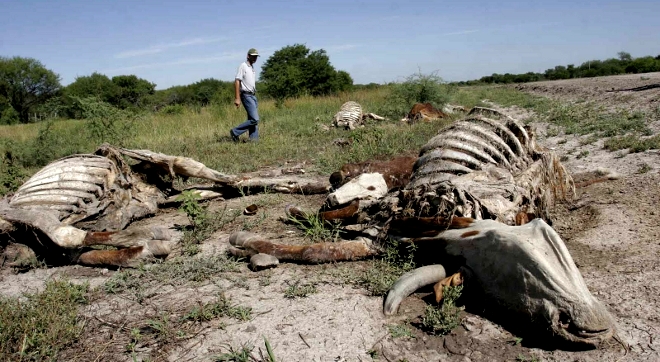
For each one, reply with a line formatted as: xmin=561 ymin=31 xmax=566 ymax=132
xmin=2 ymin=0 xmax=659 ymax=89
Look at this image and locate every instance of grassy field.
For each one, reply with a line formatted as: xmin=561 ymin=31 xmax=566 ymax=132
xmin=2 ymin=84 xmax=659 ymax=197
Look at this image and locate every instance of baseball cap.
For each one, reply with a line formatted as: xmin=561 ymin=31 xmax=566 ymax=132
xmin=248 ymin=48 xmax=259 ymax=56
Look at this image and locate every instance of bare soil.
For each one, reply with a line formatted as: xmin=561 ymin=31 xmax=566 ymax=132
xmin=514 ymin=71 xmax=660 ymax=114
xmin=2 ymin=73 xmax=660 ymax=361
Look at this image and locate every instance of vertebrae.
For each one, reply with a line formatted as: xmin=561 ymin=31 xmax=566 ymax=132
xmin=409 ymin=107 xmax=534 ymax=188
xmin=9 ymin=154 xmax=121 ymax=222
xmin=332 ymin=101 xmax=363 ymax=130
xmin=400 ymin=107 xmax=573 ymax=224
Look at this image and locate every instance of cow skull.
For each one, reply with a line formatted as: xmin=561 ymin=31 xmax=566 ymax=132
xmin=384 ymin=218 xmax=615 ymax=347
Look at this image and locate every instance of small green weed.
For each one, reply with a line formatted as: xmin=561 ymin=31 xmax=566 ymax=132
xmin=421 ymin=285 xmax=464 ymax=335
xmin=104 ymin=255 xmax=241 ymax=298
xmin=637 ymin=163 xmax=652 ymax=174
xmin=0 ymin=280 xmax=89 ymax=361
xmin=184 ymin=294 xmax=252 ymax=322
xmin=388 ymin=324 xmax=415 ymax=339
xmin=576 ymin=150 xmax=589 ymax=159
xmin=545 ymin=127 xmax=559 ymax=137
xmin=214 ymin=344 xmax=254 ymax=362
xmin=146 ymin=313 xmax=176 ymax=343
xmin=579 ymin=134 xmax=599 ymax=146
xmin=242 ymin=211 xmax=269 ymax=231
xmin=283 ymin=281 xmax=318 ymax=299
xmin=359 ymin=239 xmax=416 ymax=296
xmin=510 ymin=336 xmax=523 ymax=345
xmin=259 ymin=274 xmax=272 ymax=287
xmin=213 ymin=338 xmax=277 ymax=362
xmin=516 ymin=354 xmax=541 ymax=362
xmin=287 ymin=211 xmax=343 ymax=242
xmin=604 ymin=134 xmax=660 ymax=153
xmin=177 ymin=191 xmax=238 ymax=256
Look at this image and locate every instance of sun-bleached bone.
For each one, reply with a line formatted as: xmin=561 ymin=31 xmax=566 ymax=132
xmin=331 ymin=101 xmax=386 ymax=130
xmin=1 ymin=143 xmax=330 ymax=267
xmin=327 ymin=173 xmax=388 ymax=207
xmin=384 ymin=218 xmax=615 ymax=347
xmin=227 ymin=107 xmax=616 ymax=348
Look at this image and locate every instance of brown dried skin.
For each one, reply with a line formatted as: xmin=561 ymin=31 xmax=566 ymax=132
xmin=388 ymin=216 xmax=475 ymax=237
xmin=404 ymin=103 xmax=448 ymax=123
xmin=319 ymin=200 xmax=359 ymax=222
xmin=330 ymin=156 xmax=417 ymax=189
xmin=77 ymin=246 xmax=147 ymax=267
xmin=228 ymin=231 xmax=377 ymax=263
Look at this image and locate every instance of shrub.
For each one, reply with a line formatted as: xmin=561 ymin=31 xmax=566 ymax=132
xmin=77 ymin=96 xmax=137 ymax=146
xmin=0 ymin=150 xmax=27 ymax=195
xmin=379 ymin=71 xmax=456 ymax=118
xmin=160 ymin=104 xmax=186 ymax=115
xmin=0 ymin=106 xmax=19 ymax=125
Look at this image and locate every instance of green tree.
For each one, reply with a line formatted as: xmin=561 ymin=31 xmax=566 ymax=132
xmin=110 ymin=75 xmax=155 ymax=109
xmin=189 ymin=78 xmax=229 ymax=106
xmin=260 ymin=44 xmax=353 ymax=101
xmin=66 ymin=72 xmax=118 ymax=103
xmin=618 ymin=51 xmax=632 ymax=62
xmin=626 ymin=56 xmax=660 ymax=74
xmin=333 ymin=70 xmax=354 ymax=92
xmin=0 ymin=56 xmax=61 ymax=123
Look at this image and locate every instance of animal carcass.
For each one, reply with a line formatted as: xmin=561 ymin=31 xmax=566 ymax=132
xmin=228 ymin=107 xmax=616 ymax=347
xmin=331 ymin=101 xmax=385 ymax=130
xmin=0 ymin=144 xmax=330 ymax=267
xmin=401 ymin=103 xmax=448 ymax=123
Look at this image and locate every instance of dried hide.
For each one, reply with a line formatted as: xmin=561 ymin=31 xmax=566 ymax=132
xmin=384 ymin=218 xmax=616 ymax=348
xmin=227 ymin=108 xmax=615 ymax=348
xmin=0 ymin=144 xmax=330 ymax=267
xmin=401 ymin=103 xmax=448 ymax=123
xmin=329 ymin=156 xmax=417 ymax=190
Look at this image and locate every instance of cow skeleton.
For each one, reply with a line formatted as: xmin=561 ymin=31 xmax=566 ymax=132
xmin=331 ymin=101 xmax=385 ymax=130
xmin=0 ymin=144 xmax=329 ymax=267
xmin=228 ymin=107 xmax=616 ymax=348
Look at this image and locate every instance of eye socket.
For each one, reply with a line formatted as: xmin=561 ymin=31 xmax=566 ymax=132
xmin=558 ymin=310 xmax=571 ymax=329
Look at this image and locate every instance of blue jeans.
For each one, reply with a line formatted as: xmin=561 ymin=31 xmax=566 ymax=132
xmin=231 ymin=93 xmax=259 ymax=140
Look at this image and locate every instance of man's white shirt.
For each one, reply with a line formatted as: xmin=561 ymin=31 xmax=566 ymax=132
xmin=236 ymin=62 xmax=256 ymax=93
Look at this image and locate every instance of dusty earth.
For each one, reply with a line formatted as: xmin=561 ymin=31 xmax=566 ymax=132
xmin=514 ymin=71 xmax=660 ymax=114
xmin=2 ymin=73 xmax=660 ymax=362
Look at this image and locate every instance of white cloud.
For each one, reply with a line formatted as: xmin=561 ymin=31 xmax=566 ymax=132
xmin=105 ymin=52 xmax=242 ymax=73
xmin=439 ymin=29 xmax=479 ymax=36
xmin=325 ymin=44 xmax=360 ymax=52
xmin=114 ymin=37 xmax=226 ymax=59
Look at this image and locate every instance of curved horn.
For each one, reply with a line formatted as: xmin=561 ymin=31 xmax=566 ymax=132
xmin=383 ymin=264 xmax=447 ymax=316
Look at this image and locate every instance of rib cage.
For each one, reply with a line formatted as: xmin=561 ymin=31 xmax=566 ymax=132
xmin=332 ymin=101 xmax=363 ymax=130
xmin=400 ymin=107 xmax=573 ymax=224
xmin=409 ymin=107 xmax=534 ymax=189
xmin=9 ymin=154 xmax=122 ymax=223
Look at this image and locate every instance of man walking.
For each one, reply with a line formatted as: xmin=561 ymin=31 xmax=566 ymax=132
xmin=230 ymin=48 xmax=260 ymax=142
